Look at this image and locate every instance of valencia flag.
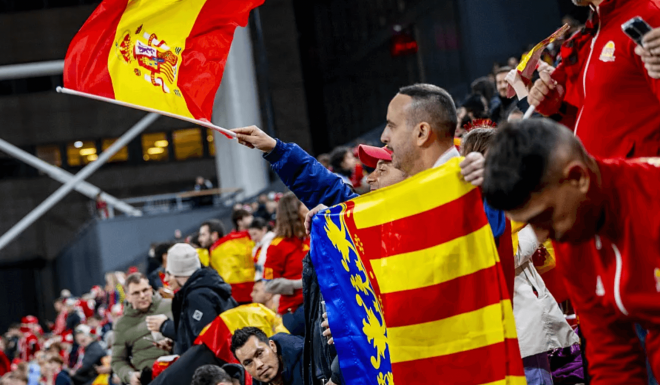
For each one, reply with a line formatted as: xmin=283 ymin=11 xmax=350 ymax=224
xmin=63 ymin=0 xmax=264 ymax=121
xmin=311 ymin=158 xmax=526 ymax=385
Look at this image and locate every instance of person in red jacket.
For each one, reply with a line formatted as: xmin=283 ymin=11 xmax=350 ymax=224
xmin=482 ymin=118 xmax=660 ymax=384
xmin=529 ymin=0 xmax=660 ymax=159
xmin=263 ymin=192 xmax=309 ymax=337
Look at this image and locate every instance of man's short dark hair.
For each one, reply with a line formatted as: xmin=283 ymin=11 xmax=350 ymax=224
xmin=230 ymin=327 xmax=270 ymax=357
xmin=398 ymin=84 xmax=458 ymax=138
xmin=249 ymin=217 xmax=268 ymax=230
xmin=125 ymin=272 xmax=148 ymax=290
xmin=191 ymin=365 xmax=232 ymax=385
xmin=483 ymin=118 xmax=577 ymax=211
xmin=496 ymin=66 xmax=513 ymax=76
xmin=201 ymin=219 xmax=225 ymax=238
xmin=231 ymin=209 xmax=251 ymax=230
xmin=154 ymin=242 xmax=174 ymax=265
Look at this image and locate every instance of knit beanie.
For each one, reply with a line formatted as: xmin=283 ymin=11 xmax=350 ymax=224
xmin=167 ymin=243 xmax=201 ymax=277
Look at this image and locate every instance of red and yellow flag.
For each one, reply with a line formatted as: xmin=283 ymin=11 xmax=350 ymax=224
xmin=311 ymin=158 xmax=526 ymax=384
xmin=209 ymin=231 xmax=256 ymax=303
xmin=64 ymin=0 xmax=263 ymax=121
xmin=194 ymin=303 xmax=288 ymax=364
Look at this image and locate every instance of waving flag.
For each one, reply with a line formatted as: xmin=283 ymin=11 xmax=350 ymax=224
xmin=63 ymin=0 xmax=263 ymax=121
xmin=311 ymin=158 xmax=526 ymax=385
xmin=506 ymin=24 xmax=570 ymax=99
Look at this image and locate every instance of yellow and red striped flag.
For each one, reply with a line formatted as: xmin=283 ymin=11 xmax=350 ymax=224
xmin=311 ymin=158 xmax=526 ymax=385
xmin=209 ymin=231 xmax=256 ymax=304
xmin=63 ymin=0 xmax=263 ymax=122
xmin=194 ymin=303 xmax=288 ymax=364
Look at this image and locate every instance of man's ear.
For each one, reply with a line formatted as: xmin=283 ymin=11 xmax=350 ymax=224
xmin=415 ymin=122 xmax=433 ymax=146
xmin=269 ymin=339 xmax=277 ymax=354
xmin=564 ymin=161 xmax=590 ymax=193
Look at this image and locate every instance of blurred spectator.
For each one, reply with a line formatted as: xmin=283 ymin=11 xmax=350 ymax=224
xmin=42 ymin=355 xmax=72 ymax=385
xmin=248 ymin=218 xmax=276 ymax=281
xmin=147 ymin=244 xmax=237 ymax=355
xmin=507 ymin=107 xmax=524 ymax=122
xmin=112 ymin=273 xmax=172 ymax=385
xmin=193 ymin=177 xmax=213 ymax=207
xmin=190 ymin=365 xmax=235 ymax=385
xmin=317 ymin=154 xmax=330 ymax=169
xmin=63 ymin=301 xmax=82 ymax=335
xmin=460 ymin=128 xmax=496 ymax=156
xmin=198 ymin=220 xmax=225 ymax=250
xmin=4 ymin=325 xmax=21 ymax=362
xmin=471 ymin=76 xmax=497 ymax=109
xmin=148 ymin=242 xmax=173 ymax=290
xmin=264 ymin=193 xmax=308 ymax=336
xmin=507 ymin=56 xmax=519 ymax=68
xmin=3 ymin=370 xmax=27 ymax=385
xmin=328 ymin=147 xmax=357 ymax=186
xmin=231 ymin=210 xmax=253 ymax=233
xmin=456 ymin=94 xmax=489 ymax=137
xmin=71 ymin=325 xmax=105 ymax=385
xmin=194 ymin=176 xmax=213 ymax=191
xmin=230 ymin=327 xmax=303 ymax=385
xmin=490 ymin=66 xmax=517 ymax=123
xmin=250 ymin=280 xmax=278 ymax=314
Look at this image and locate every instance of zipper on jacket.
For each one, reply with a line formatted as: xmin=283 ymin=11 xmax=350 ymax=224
xmin=574 ymin=6 xmax=601 ymax=136
xmin=611 ymin=243 xmax=629 ymax=316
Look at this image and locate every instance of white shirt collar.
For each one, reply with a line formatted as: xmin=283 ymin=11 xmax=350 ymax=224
xmin=433 ymin=146 xmax=460 ymax=168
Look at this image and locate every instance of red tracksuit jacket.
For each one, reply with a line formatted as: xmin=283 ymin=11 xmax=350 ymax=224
xmin=543 ymin=0 xmax=660 ymax=158
xmin=553 ymin=158 xmax=660 ymax=383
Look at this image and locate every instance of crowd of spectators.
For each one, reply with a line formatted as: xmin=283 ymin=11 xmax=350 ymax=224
xmin=4 ymin=5 xmax=660 ymax=385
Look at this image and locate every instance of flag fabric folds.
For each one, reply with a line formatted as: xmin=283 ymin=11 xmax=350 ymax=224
xmin=310 ymin=158 xmax=526 ymax=385
xmin=506 ymin=24 xmax=570 ymax=99
xmin=194 ymin=303 xmax=289 ymax=364
xmin=209 ymin=231 xmax=256 ymax=304
xmin=64 ymin=0 xmax=264 ymax=121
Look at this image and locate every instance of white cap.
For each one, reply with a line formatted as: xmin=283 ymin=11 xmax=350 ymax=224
xmin=167 ymin=243 xmax=201 ymax=277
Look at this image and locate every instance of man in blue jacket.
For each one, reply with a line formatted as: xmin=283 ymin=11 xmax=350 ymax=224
xmin=231 ymin=327 xmax=303 ymax=385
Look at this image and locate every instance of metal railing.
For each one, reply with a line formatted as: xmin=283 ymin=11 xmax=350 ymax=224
xmin=122 ymin=188 xmax=243 ymax=215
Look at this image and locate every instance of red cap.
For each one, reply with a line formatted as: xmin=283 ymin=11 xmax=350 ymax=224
xmin=357 ymin=145 xmax=392 ymax=169
xmin=22 ymin=315 xmax=38 ymax=325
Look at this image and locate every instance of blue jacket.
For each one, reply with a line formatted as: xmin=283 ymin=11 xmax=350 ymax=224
xmin=252 ymin=334 xmax=304 ymax=385
xmin=264 ymin=140 xmax=505 ymax=238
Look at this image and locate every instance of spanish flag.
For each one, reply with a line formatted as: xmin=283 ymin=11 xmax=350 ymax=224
xmin=63 ymin=0 xmax=264 ymax=121
xmin=194 ymin=303 xmax=288 ymax=364
xmin=209 ymin=231 xmax=256 ymax=304
xmin=311 ymin=158 xmax=525 ymax=385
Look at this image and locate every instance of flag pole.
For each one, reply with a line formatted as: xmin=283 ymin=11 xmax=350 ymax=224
xmin=523 ymin=105 xmax=536 ymax=119
xmin=56 ymin=87 xmax=237 ymax=139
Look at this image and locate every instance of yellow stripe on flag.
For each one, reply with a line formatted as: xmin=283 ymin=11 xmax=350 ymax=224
xmin=480 ymin=376 xmax=529 ymax=385
xmin=108 ymin=0 xmax=208 ymax=118
xmin=370 ymin=225 xmax=498 ymax=294
xmin=220 ymin=303 xmax=289 ymax=336
xmin=387 ymin=301 xmax=517 ymax=363
xmin=352 ymin=158 xmax=475 ymax=229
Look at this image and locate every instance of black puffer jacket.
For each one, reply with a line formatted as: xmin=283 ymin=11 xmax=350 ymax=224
xmin=161 ymin=268 xmax=237 ymax=355
xmin=302 ymin=255 xmax=343 ymax=385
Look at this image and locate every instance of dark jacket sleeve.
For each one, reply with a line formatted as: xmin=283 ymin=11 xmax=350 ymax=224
xmin=264 ymin=140 xmax=358 ymax=208
xmin=148 ymin=269 xmax=163 ymax=289
xmin=65 ymin=313 xmax=81 ymax=332
xmin=186 ymin=290 xmax=224 ymax=339
xmin=71 ymin=343 xmax=105 ymax=385
xmin=160 ymin=319 xmax=176 ymax=340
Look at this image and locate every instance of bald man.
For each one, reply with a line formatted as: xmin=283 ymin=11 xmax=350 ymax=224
xmin=482 ymin=118 xmax=660 ymax=384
